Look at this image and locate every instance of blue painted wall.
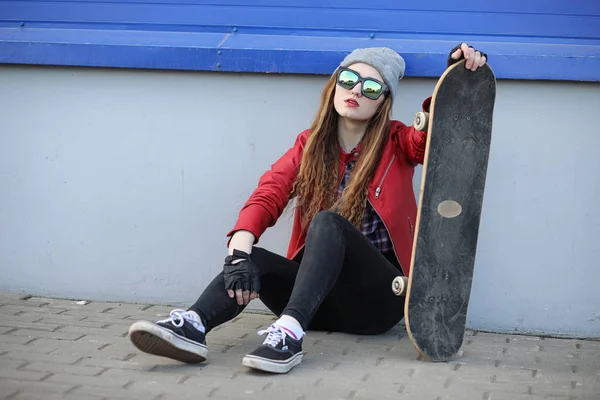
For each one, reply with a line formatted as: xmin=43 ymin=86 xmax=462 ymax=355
xmin=1 ymin=0 xmax=599 ymax=81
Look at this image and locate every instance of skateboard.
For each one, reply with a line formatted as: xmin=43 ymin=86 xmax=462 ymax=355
xmin=391 ymin=59 xmax=496 ymax=361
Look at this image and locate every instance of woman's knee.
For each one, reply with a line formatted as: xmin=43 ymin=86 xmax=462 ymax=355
xmin=249 ymin=246 xmax=298 ymax=276
xmin=308 ymin=210 xmax=347 ymax=233
xmin=248 ymin=247 xmax=270 ymax=273
xmin=305 ymin=211 xmax=352 ymax=246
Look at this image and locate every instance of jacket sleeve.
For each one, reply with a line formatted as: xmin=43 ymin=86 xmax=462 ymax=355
xmin=396 ymin=97 xmax=432 ymax=166
xmin=226 ymin=130 xmax=309 ymax=244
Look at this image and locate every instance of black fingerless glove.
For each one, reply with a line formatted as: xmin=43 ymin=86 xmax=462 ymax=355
xmin=447 ymin=43 xmax=488 ymax=67
xmin=223 ymin=249 xmax=261 ymax=293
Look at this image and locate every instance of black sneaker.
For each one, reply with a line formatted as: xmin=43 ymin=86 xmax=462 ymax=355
xmin=128 ymin=309 xmax=208 ymax=363
xmin=242 ymin=323 xmax=304 ymax=373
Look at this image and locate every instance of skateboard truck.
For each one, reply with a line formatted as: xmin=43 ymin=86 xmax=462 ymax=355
xmin=391 ymin=276 xmax=408 ymax=296
xmin=413 ymin=111 xmax=430 ymax=131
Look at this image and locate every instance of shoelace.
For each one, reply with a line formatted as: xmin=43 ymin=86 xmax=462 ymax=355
xmin=158 ymin=309 xmax=188 ymax=327
xmin=157 ymin=308 xmax=205 ymax=332
xmin=257 ymin=324 xmax=287 ymax=347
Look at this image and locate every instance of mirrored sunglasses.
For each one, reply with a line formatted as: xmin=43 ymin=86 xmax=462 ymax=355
xmin=336 ymin=67 xmax=388 ymax=100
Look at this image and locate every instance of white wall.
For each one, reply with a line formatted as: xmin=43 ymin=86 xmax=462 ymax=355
xmin=0 ymin=65 xmax=599 ymax=338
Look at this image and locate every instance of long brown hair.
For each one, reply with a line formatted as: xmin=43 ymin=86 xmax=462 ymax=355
xmin=290 ymin=72 xmax=393 ymax=231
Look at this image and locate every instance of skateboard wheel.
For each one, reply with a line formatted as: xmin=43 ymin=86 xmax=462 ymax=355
xmin=413 ymin=112 xmax=429 ymax=131
xmin=392 ymin=276 xmax=408 ymax=296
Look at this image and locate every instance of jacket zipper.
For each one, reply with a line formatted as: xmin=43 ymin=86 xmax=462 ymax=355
xmin=375 ymin=154 xmax=395 ymax=199
xmin=408 ymin=217 xmax=414 ymax=237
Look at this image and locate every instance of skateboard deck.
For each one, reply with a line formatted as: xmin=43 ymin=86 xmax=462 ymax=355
xmin=392 ymin=59 xmax=496 ymax=361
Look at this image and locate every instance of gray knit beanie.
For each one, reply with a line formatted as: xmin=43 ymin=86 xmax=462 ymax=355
xmin=338 ymin=47 xmax=406 ymax=101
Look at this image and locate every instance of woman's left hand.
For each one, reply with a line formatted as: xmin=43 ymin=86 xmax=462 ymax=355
xmin=449 ymin=43 xmax=487 ymax=71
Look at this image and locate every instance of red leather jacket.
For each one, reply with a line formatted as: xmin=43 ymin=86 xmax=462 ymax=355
xmin=228 ymin=98 xmax=431 ymax=276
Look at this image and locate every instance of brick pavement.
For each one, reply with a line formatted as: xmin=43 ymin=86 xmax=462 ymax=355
xmin=0 ymin=291 xmax=598 ymax=400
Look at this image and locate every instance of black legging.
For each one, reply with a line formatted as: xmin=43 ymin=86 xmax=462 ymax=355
xmin=189 ymin=210 xmax=406 ymax=335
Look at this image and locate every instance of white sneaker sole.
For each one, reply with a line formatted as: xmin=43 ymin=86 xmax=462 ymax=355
xmin=242 ymin=352 xmax=303 ymax=374
xmin=128 ymin=320 xmax=207 ymax=364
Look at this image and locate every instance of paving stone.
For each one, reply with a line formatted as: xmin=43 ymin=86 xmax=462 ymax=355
xmin=9 ymin=393 xmax=105 ymax=400
xmin=7 ymin=328 xmax=86 ymax=341
xmin=74 ymin=335 xmax=130 ymax=349
xmin=0 ymin=334 xmax=36 ymax=346
xmin=20 ymin=361 xmax=106 ymax=376
xmin=46 ymin=372 xmax=132 ymax=387
xmin=100 ymin=368 xmax=187 ymax=385
xmin=70 ymin=381 xmax=209 ymax=399
xmin=0 ymin=305 xmax=70 ymax=315
xmin=0 ymin=320 xmax=64 ymax=332
xmin=2 ymin=292 xmax=599 ymax=400
xmin=0 ymin=387 xmax=19 ymax=399
xmin=77 ymin=315 xmax=136 ymax=326
xmin=35 ymin=316 xmax=105 ymax=326
xmin=1 ymin=350 xmax=81 ymax=365
xmin=181 ymin=366 xmax=244 ymax=382
xmin=65 ymin=385 xmax=142 ymax=399
xmin=47 ymin=347 xmax=135 ymax=362
xmin=0 ymin=327 xmax=14 ymax=335
xmin=73 ymin=357 xmax=160 ymax=371
xmin=0 ymin=367 xmax=49 ymax=381
xmin=4 ymin=313 xmax=50 ymax=323
xmin=54 ymin=324 xmax=128 ymax=336
xmin=0 ymin=358 xmax=27 ymax=370
xmin=26 ymin=338 xmax=112 ymax=354
xmin=0 ymin=377 xmax=75 ymax=397
xmin=255 ymin=380 xmax=352 ymax=399
xmin=484 ymin=394 xmax=580 ymax=400
xmin=0 ymin=341 xmax=60 ymax=355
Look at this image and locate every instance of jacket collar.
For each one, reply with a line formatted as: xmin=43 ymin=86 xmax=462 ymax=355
xmin=340 ymin=140 xmax=363 ymax=163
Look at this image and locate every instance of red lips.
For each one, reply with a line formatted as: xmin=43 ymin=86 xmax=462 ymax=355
xmin=345 ymin=98 xmax=359 ymax=107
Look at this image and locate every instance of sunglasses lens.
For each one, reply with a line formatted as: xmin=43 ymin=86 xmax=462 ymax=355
xmin=362 ymin=80 xmax=383 ymax=99
xmin=338 ymin=70 xmax=359 ymax=89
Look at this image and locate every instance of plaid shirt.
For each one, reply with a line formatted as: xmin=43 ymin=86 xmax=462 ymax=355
xmin=338 ymin=161 xmax=392 ymax=253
